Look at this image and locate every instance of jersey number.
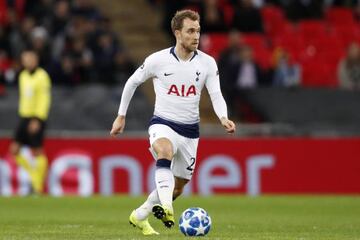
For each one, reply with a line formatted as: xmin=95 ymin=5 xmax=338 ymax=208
xmin=186 ymin=157 xmax=196 ymax=171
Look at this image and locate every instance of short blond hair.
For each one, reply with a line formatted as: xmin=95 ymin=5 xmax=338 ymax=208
xmin=171 ymin=9 xmax=200 ymax=34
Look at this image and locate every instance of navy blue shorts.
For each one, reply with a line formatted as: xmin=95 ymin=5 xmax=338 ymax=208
xmin=14 ymin=118 xmax=46 ymax=148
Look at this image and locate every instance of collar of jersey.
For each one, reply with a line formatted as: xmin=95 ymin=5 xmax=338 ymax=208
xmin=170 ymin=46 xmax=198 ymax=62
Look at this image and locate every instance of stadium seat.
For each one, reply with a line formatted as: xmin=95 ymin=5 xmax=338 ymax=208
xmin=200 ymin=33 xmax=228 ymax=60
xmin=243 ymin=33 xmax=267 ymax=49
xmin=0 ymin=0 xmax=8 ymax=25
xmin=271 ymin=34 xmax=306 ymax=61
xmin=261 ymin=6 xmax=286 ymax=36
xmin=325 ymin=7 xmax=355 ymax=25
xmin=306 ymin=35 xmax=345 ymax=53
xmin=332 ymin=23 xmax=360 ymax=47
xmin=253 ymin=48 xmax=272 ymax=69
xmin=298 ymin=20 xmax=329 ymax=40
xmin=222 ymin=4 xmax=234 ymax=26
xmin=301 ymin=62 xmax=338 ymax=88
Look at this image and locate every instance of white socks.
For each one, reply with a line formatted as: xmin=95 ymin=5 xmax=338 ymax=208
xmin=135 ymin=189 xmax=160 ymax=220
xmin=135 ymin=159 xmax=175 ymax=220
xmin=155 ymin=167 xmax=175 ymax=211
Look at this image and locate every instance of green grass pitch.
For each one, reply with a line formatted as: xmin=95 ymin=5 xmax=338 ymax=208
xmin=0 ymin=195 xmax=359 ymax=240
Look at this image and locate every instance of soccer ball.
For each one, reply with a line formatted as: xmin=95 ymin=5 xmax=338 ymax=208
xmin=179 ymin=207 xmax=212 ymax=236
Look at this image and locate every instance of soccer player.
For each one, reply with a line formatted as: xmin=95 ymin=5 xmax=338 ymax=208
xmin=110 ymin=10 xmax=235 ymax=235
xmin=9 ymin=49 xmax=51 ymax=194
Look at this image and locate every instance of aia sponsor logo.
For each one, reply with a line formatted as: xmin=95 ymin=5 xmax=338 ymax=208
xmin=167 ymin=84 xmax=196 ymax=97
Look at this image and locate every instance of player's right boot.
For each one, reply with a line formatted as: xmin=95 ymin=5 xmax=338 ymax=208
xmin=152 ymin=204 xmax=175 ymax=228
xmin=129 ymin=210 xmax=159 ymax=235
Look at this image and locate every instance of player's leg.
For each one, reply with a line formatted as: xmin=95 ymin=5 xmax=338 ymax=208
xmin=32 ymin=147 xmax=48 ymax=194
xmin=129 ymin=124 xmax=177 ymax=233
xmin=11 ymin=119 xmax=38 ymax=192
xmin=152 ymin=137 xmax=175 ymax=210
xmin=10 ymin=141 xmax=39 ymax=193
xmin=151 ymin=137 xmax=176 ymax=227
xmin=151 ymin=136 xmax=198 ymax=229
xmin=129 ymin=141 xmax=174 ymax=233
xmin=129 ymin=189 xmax=160 ymax=235
xmin=135 ymin=177 xmax=187 ymax=221
xmin=29 ymin=121 xmax=48 ymax=194
xmin=11 ymin=119 xmax=30 ymax=170
xmin=173 ymin=176 xmax=189 ymax=200
xmin=10 ymin=141 xmax=30 ymax=171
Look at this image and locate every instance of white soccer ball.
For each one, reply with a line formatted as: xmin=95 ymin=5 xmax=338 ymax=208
xmin=179 ymin=207 xmax=212 ymax=236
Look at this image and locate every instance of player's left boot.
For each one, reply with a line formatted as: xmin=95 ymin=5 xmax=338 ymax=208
xmin=152 ymin=204 xmax=175 ymax=228
xmin=129 ymin=210 xmax=159 ymax=235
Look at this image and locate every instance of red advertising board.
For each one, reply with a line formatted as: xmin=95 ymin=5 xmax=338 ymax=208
xmin=0 ymin=138 xmax=359 ymax=196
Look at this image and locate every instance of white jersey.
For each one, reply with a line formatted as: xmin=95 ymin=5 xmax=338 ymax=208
xmin=118 ymin=47 xmax=228 ymax=124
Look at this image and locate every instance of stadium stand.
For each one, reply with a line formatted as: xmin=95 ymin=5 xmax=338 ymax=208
xmin=1 ymin=0 xmax=360 ymax=137
xmin=0 ymin=84 xmax=153 ymax=134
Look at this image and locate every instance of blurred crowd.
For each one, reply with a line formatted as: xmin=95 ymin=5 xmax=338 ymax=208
xmin=0 ymin=0 xmax=135 ymax=91
xmin=153 ymin=0 xmax=360 ymax=90
xmin=149 ymin=0 xmax=360 ymax=120
xmin=1 ymin=0 xmax=360 ymax=98
xmin=155 ymin=0 xmax=360 ymax=34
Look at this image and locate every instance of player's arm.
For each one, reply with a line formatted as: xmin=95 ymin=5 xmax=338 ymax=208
xmin=205 ymin=58 xmax=236 ymax=134
xmin=110 ymin=115 xmax=125 ymax=136
xmin=110 ymin=57 xmax=155 ymax=137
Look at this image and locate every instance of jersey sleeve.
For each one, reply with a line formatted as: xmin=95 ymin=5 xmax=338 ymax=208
xmin=35 ymin=70 xmax=51 ymax=120
xmin=205 ymin=57 xmax=228 ymax=120
xmin=118 ymin=55 xmax=156 ymax=116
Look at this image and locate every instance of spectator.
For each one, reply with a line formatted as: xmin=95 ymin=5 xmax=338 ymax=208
xmin=232 ymin=45 xmax=264 ymax=89
xmin=114 ymin=51 xmax=136 ymax=85
xmin=200 ymin=0 xmax=227 ymax=33
xmin=72 ymin=0 xmax=101 ymax=20
xmin=49 ymin=53 xmax=81 ymax=85
xmin=354 ymin=4 xmax=360 ymax=21
xmin=232 ymin=0 xmax=264 ymax=33
xmin=0 ymin=0 xmax=133 ymax=85
xmin=49 ymin=0 xmax=70 ymax=36
xmin=23 ymin=0 xmax=53 ymax=26
xmin=219 ymin=42 xmax=266 ymax=120
xmin=9 ymin=16 xmax=36 ymax=59
xmin=160 ymin=1 xmax=187 ymax=35
xmin=338 ymin=42 xmax=360 ymax=90
xmin=94 ymin=32 xmax=118 ymax=84
xmin=218 ymin=30 xmax=244 ymax=108
xmin=0 ymin=26 xmax=11 ymax=57
xmin=67 ymin=36 xmax=94 ymax=83
xmin=285 ymin=0 xmax=324 ymax=22
xmin=326 ymin=0 xmax=358 ymax=7
xmin=270 ymin=47 xmax=301 ymax=87
xmin=30 ymin=26 xmax=51 ymax=68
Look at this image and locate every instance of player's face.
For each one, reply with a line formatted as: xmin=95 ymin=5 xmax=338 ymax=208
xmin=177 ymin=18 xmax=200 ymax=52
xmin=21 ymin=51 xmax=39 ymax=71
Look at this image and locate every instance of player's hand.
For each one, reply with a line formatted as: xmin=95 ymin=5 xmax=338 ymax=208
xmin=28 ymin=118 xmax=41 ymax=134
xmin=110 ymin=115 xmax=126 ymax=137
xmin=220 ymin=117 xmax=236 ymax=134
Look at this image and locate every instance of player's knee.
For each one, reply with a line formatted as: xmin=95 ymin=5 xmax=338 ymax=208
xmin=153 ymin=138 xmax=174 ymax=159
xmin=155 ymin=145 xmax=173 ymax=160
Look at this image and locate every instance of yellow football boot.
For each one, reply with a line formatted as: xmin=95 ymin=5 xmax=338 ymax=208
xmin=129 ymin=210 xmax=159 ymax=235
xmin=152 ymin=204 xmax=175 ymax=228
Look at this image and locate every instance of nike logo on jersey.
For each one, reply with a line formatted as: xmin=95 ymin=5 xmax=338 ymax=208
xmin=164 ymin=72 xmax=174 ymax=76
